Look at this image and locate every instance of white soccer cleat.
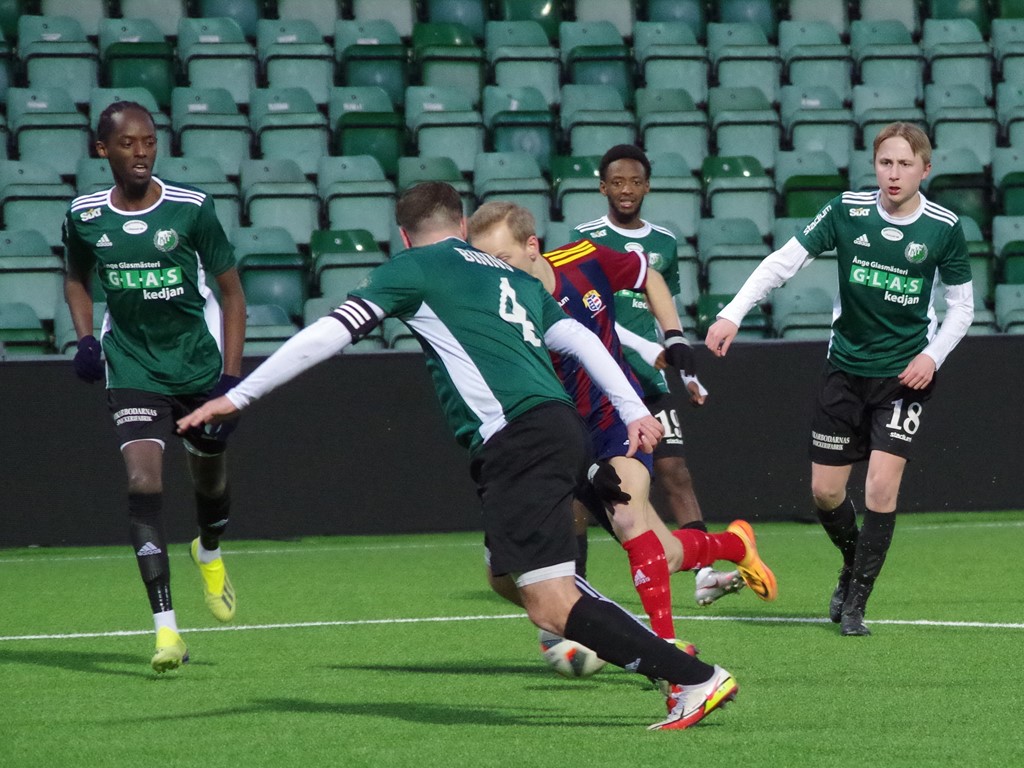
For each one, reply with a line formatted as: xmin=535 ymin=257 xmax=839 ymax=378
xmin=648 ymin=665 xmax=738 ymax=731
xmin=694 ymin=566 xmax=745 ymax=607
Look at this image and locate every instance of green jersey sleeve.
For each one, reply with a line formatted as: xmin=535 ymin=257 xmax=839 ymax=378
xmin=795 ymin=197 xmax=841 ymax=257
xmin=62 ymin=211 xmax=96 ymax=276
xmin=935 ymin=219 xmax=972 ymax=287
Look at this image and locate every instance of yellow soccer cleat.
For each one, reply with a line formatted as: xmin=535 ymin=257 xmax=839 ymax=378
xmin=726 ymin=520 xmax=778 ymax=602
xmin=151 ymin=627 xmax=189 ymax=673
xmin=190 ymin=538 xmax=236 ymax=622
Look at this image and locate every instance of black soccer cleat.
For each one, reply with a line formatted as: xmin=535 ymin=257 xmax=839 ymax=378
xmin=840 ymin=579 xmax=872 ymax=636
xmin=829 ymin=566 xmax=852 ymax=623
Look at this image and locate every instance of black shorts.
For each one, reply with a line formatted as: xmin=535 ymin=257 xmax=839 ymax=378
xmin=809 ymin=361 xmax=935 ymax=465
xmin=471 ymin=402 xmax=591 ymax=578
xmin=108 ymin=388 xmax=229 ymax=456
xmin=645 ymin=388 xmax=688 ymax=460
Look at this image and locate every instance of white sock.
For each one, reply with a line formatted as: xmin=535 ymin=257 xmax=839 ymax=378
xmin=197 ymin=542 xmax=221 ymax=564
xmin=154 ymin=610 xmax=178 ymax=633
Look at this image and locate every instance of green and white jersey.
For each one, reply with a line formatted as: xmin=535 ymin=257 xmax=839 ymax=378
xmin=796 ymin=191 xmax=972 ymax=377
xmin=63 ymin=178 xmax=236 ymax=394
xmin=351 ymin=237 xmax=574 ymax=454
xmin=573 ymin=215 xmax=679 ymax=396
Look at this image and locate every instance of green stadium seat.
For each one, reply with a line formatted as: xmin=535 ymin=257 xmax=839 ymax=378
xmin=249 ymin=87 xmax=330 ymax=176
xmin=778 ymin=20 xmax=852 ymax=104
xmin=153 ymin=156 xmax=241 ymax=236
xmin=329 ymin=86 xmax=405 ymax=178
xmin=850 ymin=20 xmax=924 ymax=105
xmin=75 ymin=157 xmax=113 ymax=194
xmin=484 ymin=20 xmax=561 ymax=107
xmin=995 ymin=283 xmax=1024 ymax=332
xmin=311 ymin=228 xmax=387 ymax=303
xmin=707 ymin=86 xmax=779 ymax=172
xmin=774 ymin=150 xmax=847 ymax=219
xmin=636 ymin=87 xmax=708 ymax=177
xmin=171 ymin=86 xmax=253 ymax=179
xmin=559 ymin=21 xmax=634 ymax=107
xmin=244 ymin=302 xmax=300 ymax=356
xmin=0 ymin=301 xmax=51 ymax=355
xmin=472 ymin=151 xmax=551 ymax=239
xmin=0 ymin=229 xmax=63 ymax=322
xmin=645 ymin=151 xmax=701 ymax=242
xmin=779 ymin=85 xmax=855 ymax=171
xmin=412 ymin=22 xmax=486 ymax=108
xmin=574 ymin=0 xmax=634 ymax=39
xmin=499 ymin=0 xmax=563 ymax=43
xmin=232 ymin=226 xmax=308 ymax=321
xmin=382 ymin=317 xmax=423 ymax=352
xmin=239 ymin=159 xmax=320 ymax=247
xmin=922 ymin=147 xmax=992 ymax=234
xmin=98 ymin=18 xmax=175 ymax=109
xmin=318 ymin=155 xmax=396 ymax=246
xmin=257 ymin=19 xmax=334 ymax=107
xmin=118 ymin=0 xmax=187 ymax=38
xmin=706 ymin=22 xmax=780 ymax=106
xmin=696 ymin=292 xmax=769 ymax=338
xmin=992 ymin=19 xmax=1024 ymax=86
xmin=926 ymin=0 xmax=990 ymax=39
xmin=351 ymin=0 xmax=416 ymax=39
xmin=922 ymin=19 xmax=994 ymax=102
xmin=195 ymin=0 xmax=263 ymax=39
xmin=0 ymin=160 xmax=75 ymax=249
xmin=40 ymin=0 xmax=107 ymax=38
xmin=786 ymin=0 xmax=848 ymax=39
xmin=17 ymin=15 xmax=98 ymax=101
xmin=482 ymin=85 xmax=556 ymax=173
xmin=674 ymin=257 xmax=701 ymax=315
xmin=334 ymin=19 xmax=408 ymax=109
xmin=716 ymin=0 xmax=778 ymax=44
xmin=550 ymin=154 xmax=603 ymax=227
xmin=645 ymin=0 xmax=707 ymax=43
xmin=697 ymin=216 xmax=771 ymax=296
xmin=559 ymin=84 xmax=637 ymax=160
xmin=425 ymin=0 xmax=488 ymax=41
xmin=6 ymin=87 xmax=90 ymax=178
xmin=177 ymin=17 xmax=257 ymax=107
xmin=633 ymin=21 xmax=707 ymax=107
xmin=404 ymin=86 xmax=485 ymax=174
xmin=925 ymin=84 xmax=996 ymax=168
xmin=852 ymin=84 xmax=927 ymax=151
xmin=858 ymin=0 xmax=919 ymax=38
xmin=992 ymin=215 xmax=1024 ymax=285
xmin=277 ymin=0 xmax=342 ymax=39
xmin=702 ymin=152 xmax=776 ymax=238
xmin=770 ymin=258 xmax=839 ymax=338
xmin=396 ymin=155 xmax=474 ymax=215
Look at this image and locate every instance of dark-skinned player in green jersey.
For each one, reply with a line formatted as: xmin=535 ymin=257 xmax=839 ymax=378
xmin=706 ymin=122 xmax=974 ymax=636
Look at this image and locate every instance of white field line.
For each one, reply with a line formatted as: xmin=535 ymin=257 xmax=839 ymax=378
xmin=2 ymin=612 xmax=1022 ymax=643
xmin=2 ymin=519 xmax=1022 ymax=565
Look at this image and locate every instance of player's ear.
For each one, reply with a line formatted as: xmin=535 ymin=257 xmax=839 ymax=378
xmin=96 ymin=141 xmax=108 ymax=158
xmin=527 ymin=234 xmax=541 ymax=257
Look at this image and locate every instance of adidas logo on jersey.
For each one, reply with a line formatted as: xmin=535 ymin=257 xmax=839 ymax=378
xmin=854 ymin=234 xmax=870 ymax=247
xmin=634 ymin=569 xmax=651 ymax=586
xmin=136 ymin=542 xmax=163 ymax=557
xmin=96 ymin=234 xmax=113 ymax=248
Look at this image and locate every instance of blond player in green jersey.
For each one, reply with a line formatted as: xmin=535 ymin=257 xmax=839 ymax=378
xmin=706 ymin=122 xmax=974 ymax=636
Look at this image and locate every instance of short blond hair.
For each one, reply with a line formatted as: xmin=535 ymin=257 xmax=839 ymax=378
xmin=467 ymin=201 xmax=536 ymax=244
xmin=873 ymin=122 xmax=932 ymax=166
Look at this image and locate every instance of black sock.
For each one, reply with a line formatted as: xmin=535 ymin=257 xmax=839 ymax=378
xmin=196 ymin=485 xmax=230 ymax=551
xmin=564 ymin=592 xmax=714 ymax=686
xmin=128 ymin=492 xmax=172 ymax=613
xmin=816 ymin=496 xmax=859 ymax=566
xmin=575 ymin=532 xmax=588 ymax=580
xmin=679 ymin=520 xmax=708 ymax=533
xmin=851 ymin=508 xmax=896 ymax=591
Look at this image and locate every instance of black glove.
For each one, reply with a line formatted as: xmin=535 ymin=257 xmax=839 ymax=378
xmin=73 ymin=335 xmax=104 ymax=382
xmin=201 ymin=373 xmax=243 ymax=439
xmin=662 ymin=329 xmax=696 ymax=377
xmin=588 ymin=461 xmax=631 ymax=508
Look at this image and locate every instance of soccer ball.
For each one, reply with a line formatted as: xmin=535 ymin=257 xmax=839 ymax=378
xmin=538 ymin=629 xmax=607 ymax=678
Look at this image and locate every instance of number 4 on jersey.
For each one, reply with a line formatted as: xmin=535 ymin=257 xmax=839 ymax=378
xmin=499 ymin=277 xmax=542 ymax=347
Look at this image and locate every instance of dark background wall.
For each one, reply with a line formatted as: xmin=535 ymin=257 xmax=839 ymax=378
xmin=1 ymin=335 xmax=1021 ymax=548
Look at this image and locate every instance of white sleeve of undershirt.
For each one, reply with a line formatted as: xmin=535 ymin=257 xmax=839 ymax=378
xmin=226 ymin=302 xmax=386 ymax=409
xmin=717 ymin=237 xmax=813 ymax=326
xmin=923 ymin=282 xmax=974 ymax=369
xmin=614 ymin=322 xmax=663 ymax=367
xmin=543 ymin=318 xmax=650 ymax=425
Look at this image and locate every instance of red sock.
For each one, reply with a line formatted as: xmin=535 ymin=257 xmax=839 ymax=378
xmin=622 ymin=530 xmax=676 ymax=640
xmin=673 ymin=529 xmax=746 ymax=571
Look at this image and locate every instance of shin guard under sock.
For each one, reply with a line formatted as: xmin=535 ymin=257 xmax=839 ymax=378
xmin=849 ymin=509 xmax=896 ymax=601
xmin=564 ymin=593 xmax=714 ymax=685
xmin=816 ymin=496 xmax=860 ymax=567
xmin=672 ymin=528 xmax=746 ymax=571
xmin=621 ymin=530 xmax=675 ymax=639
xmin=195 ymin=485 xmax=230 ymax=551
xmin=128 ymin=492 xmax=172 ymax=613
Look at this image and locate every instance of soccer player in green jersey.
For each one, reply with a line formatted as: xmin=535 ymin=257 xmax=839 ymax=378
xmin=706 ymin=122 xmax=975 ymax=636
xmin=63 ymin=101 xmax=246 ymax=671
xmin=574 ymin=144 xmax=745 ymax=608
xmin=177 ymin=182 xmax=750 ymax=730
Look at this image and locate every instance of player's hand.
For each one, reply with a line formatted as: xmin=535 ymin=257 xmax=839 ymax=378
xmin=202 ymin=374 xmax=244 ymax=438
xmin=898 ymin=353 xmax=936 ymax=390
xmin=587 ymin=461 xmax=631 ymax=507
xmin=625 ymin=414 xmax=664 ymax=457
xmin=73 ymin=335 xmax=104 ymax=382
xmin=176 ymin=396 xmax=240 ymax=434
xmin=684 ymin=375 xmax=708 ymax=406
xmin=705 ymin=319 xmax=738 ymax=357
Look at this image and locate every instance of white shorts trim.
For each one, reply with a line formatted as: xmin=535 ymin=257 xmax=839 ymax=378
xmin=515 ymin=561 xmax=576 ymax=588
xmin=120 ymin=437 xmax=165 ymax=452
